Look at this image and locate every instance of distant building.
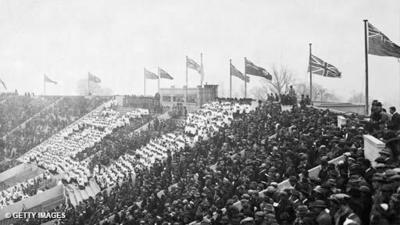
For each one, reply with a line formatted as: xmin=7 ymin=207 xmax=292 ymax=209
xmin=160 ymin=84 xmax=218 ymax=111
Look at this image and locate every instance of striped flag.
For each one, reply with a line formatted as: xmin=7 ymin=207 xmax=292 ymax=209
xmin=144 ymin=68 xmax=159 ymax=79
xmin=308 ymin=54 xmax=341 ymax=78
xmin=0 ymin=78 xmax=6 ymax=90
xmin=88 ymin=73 xmax=101 ymax=83
xmin=186 ymin=57 xmax=202 ymax=74
xmin=368 ymin=22 xmax=400 ymax=58
xmin=158 ymin=68 xmax=174 ymax=80
xmin=44 ymin=75 xmax=57 ymax=84
xmin=230 ymin=62 xmax=249 ymax=82
xmin=245 ymin=58 xmax=272 ymax=80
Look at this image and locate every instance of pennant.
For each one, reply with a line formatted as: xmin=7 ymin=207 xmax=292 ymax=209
xmin=368 ymin=22 xmax=400 ymax=58
xmin=245 ymin=58 xmax=272 ymax=80
xmin=144 ymin=68 xmax=159 ymax=79
xmin=308 ymin=54 xmax=341 ymax=78
xmin=88 ymin=73 xmax=101 ymax=83
xmin=230 ymin=62 xmax=249 ymax=82
xmin=0 ymin=78 xmax=7 ymax=90
xmin=158 ymin=68 xmax=174 ymax=80
xmin=187 ymin=56 xmax=202 ymax=74
xmin=44 ymin=75 xmax=57 ymax=84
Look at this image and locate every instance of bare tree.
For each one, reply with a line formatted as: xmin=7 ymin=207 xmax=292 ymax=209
xmin=294 ymin=82 xmax=339 ymax=102
xmin=250 ymin=86 xmax=268 ymax=100
xmin=250 ymin=64 xmax=294 ymax=99
xmin=347 ymin=92 xmax=365 ymax=104
xmin=269 ymin=65 xmax=294 ymax=95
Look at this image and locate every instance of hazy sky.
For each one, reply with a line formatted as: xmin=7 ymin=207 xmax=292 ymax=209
xmin=0 ymin=0 xmax=400 ymax=106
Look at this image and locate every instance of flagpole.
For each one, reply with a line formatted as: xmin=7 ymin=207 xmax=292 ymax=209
xmin=364 ymin=19 xmax=369 ymax=115
xmin=200 ymin=53 xmax=204 ymax=87
xmin=185 ymin=56 xmax=188 ymax=106
xmin=157 ymin=67 xmax=160 ymax=94
xmin=309 ymin=43 xmax=313 ymax=105
xmin=43 ymin=75 xmax=46 ymax=96
xmin=244 ymin=57 xmax=247 ymax=98
xmin=87 ymin=73 xmax=90 ymax=96
xmin=144 ymin=69 xmax=146 ymax=96
xmin=230 ymin=59 xmax=232 ymax=98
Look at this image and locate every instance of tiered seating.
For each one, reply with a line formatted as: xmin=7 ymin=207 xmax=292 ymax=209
xmin=0 ymin=171 xmax=53 ymax=209
xmin=92 ymin=102 xmax=252 ymax=191
xmin=20 ymin=101 xmax=150 ymax=188
xmin=0 ymin=95 xmax=57 ymax=137
xmin=2 ymin=96 xmax=110 ymax=164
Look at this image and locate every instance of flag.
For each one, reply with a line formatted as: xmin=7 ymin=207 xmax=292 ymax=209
xmin=186 ymin=56 xmax=202 ymax=74
xmin=245 ymin=58 xmax=272 ymax=80
xmin=230 ymin=62 xmax=249 ymax=82
xmin=44 ymin=75 xmax=57 ymax=84
xmin=144 ymin=68 xmax=159 ymax=79
xmin=88 ymin=73 xmax=101 ymax=83
xmin=158 ymin=68 xmax=174 ymax=80
xmin=368 ymin=22 xmax=400 ymax=58
xmin=308 ymin=54 xmax=341 ymax=78
xmin=0 ymin=78 xmax=7 ymax=90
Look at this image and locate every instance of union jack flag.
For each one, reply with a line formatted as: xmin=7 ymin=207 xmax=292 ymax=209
xmin=186 ymin=56 xmax=202 ymax=74
xmin=368 ymin=22 xmax=400 ymax=58
xmin=308 ymin=54 xmax=341 ymax=78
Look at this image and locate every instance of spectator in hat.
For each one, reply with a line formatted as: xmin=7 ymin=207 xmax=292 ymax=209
xmin=388 ymin=106 xmax=400 ymax=131
xmin=329 ymin=194 xmax=361 ymax=225
xmin=309 ymin=200 xmax=332 ymax=225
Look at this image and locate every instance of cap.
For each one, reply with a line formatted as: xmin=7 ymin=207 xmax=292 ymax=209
xmin=309 ymin=200 xmax=327 ymax=209
xmin=240 ymin=217 xmax=254 ymax=224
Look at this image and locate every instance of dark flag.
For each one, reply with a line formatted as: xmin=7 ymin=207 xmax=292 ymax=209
xmin=44 ymin=75 xmax=58 ymax=84
xmin=0 ymin=78 xmax=7 ymax=90
xmin=230 ymin=62 xmax=249 ymax=82
xmin=158 ymin=68 xmax=174 ymax=80
xmin=368 ymin=22 xmax=400 ymax=58
xmin=308 ymin=54 xmax=341 ymax=78
xmin=245 ymin=58 xmax=272 ymax=80
xmin=186 ymin=57 xmax=202 ymax=74
xmin=88 ymin=73 xmax=101 ymax=83
xmin=144 ymin=68 xmax=159 ymax=79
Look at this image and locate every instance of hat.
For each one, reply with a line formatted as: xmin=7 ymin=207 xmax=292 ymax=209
xmin=380 ymin=148 xmax=393 ymax=156
xmin=372 ymin=173 xmax=385 ymax=182
xmin=389 ymin=175 xmax=400 ymax=182
xmin=296 ymin=205 xmax=309 ymax=216
xmin=270 ymin=182 xmax=278 ymax=188
xmin=240 ymin=217 xmax=254 ymax=224
xmin=242 ymin=193 xmax=250 ymax=199
xmin=264 ymin=203 xmax=275 ymax=213
xmin=359 ymin=186 xmax=371 ymax=193
xmin=381 ymin=184 xmax=393 ymax=192
xmin=329 ymin=193 xmax=350 ymax=201
xmin=255 ymin=211 xmax=266 ymax=217
xmin=309 ymin=200 xmax=327 ymax=209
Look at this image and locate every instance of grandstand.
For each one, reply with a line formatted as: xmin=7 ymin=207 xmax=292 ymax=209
xmin=0 ymin=94 xmax=398 ymax=225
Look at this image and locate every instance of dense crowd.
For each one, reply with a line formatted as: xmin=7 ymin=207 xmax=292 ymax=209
xmin=33 ymin=99 xmax=394 ymax=225
xmin=0 ymin=95 xmax=57 ymax=138
xmin=20 ymin=101 xmax=151 ymax=189
xmin=0 ymin=171 xmax=54 ymax=209
xmin=2 ymin=96 xmax=400 ymax=225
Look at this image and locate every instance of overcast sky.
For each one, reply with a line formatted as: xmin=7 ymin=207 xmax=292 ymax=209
xmin=0 ymin=0 xmax=399 ymax=106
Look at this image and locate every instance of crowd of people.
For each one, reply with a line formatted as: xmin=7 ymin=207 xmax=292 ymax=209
xmin=367 ymin=100 xmax=400 ymax=137
xmin=0 ymin=95 xmax=56 ymax=138
xmin=1 ymin=95 xmax=400 ymax=225
xmin=20 ymin=101 xmax=151 ymax=189
xmin=27 ymin=99 xmax=393 ymax=225
xmin=0 ymin=171 xmax=53 ymax=209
